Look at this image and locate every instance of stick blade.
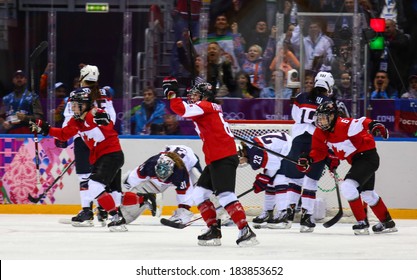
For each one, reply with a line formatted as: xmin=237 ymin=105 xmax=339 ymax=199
xmin=323 ymin=210 xmax=343 ymax=228
xmin=27 ymin=194 xmax=41 ymax=204
xmin=160 ymin=218 xmax=187 ymax=229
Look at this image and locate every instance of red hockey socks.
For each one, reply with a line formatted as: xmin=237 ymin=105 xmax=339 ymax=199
xmin=197 ymin=200 xmax=217 ymax=227
xmin=370 ymin=198 xmax=389 ymax=222
xmin=97 ymin=192 xmax=117 ymax=213
xmin=225 ymin=201 xmax=248 ymax=230
xmin=349 ymin=197 xmax=367 ymax=222
xmin=122 ymin=192 xmax=142 ymax=206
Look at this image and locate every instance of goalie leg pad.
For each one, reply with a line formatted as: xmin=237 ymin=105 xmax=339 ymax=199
xmin=119 ymin=203 xmax=149 ymax=224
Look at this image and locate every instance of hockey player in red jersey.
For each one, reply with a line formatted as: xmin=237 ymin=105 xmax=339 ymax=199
xmin=297 ymin=101 xmax=397 ymax=235
xmin=30 ymin=89 xmax=127 ymax=232
xmin=163 ymin=77 xmax=258 ymax=247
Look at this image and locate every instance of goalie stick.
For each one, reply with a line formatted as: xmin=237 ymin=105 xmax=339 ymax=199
xmin=28 ymin=160 xmax=75 ymax=203
xmin=160 ymin=187 xmax=255 ymax=229
xmin=234 ymin=134 xmax=299 ymax=165
xmin=29 ymin=41 xmax=48 ymax=93
xmin=323 ymin=170 xmax=343 ymax=228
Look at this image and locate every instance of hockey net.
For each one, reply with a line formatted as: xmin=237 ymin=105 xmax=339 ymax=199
xmin=229 ymin=120 xmax=362 ymax=223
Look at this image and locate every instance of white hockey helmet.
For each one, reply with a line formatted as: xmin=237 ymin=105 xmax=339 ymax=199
xmin=314 ymin=71 xmax=334 ymax=94
xmin=79 ymin=64 xmax=100 ymax=82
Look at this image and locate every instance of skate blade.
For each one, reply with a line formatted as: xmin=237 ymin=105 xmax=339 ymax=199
xmin=267 ymin=221 xmax=292 ymax=229
xmin=354 ymin=228 xmax=370 ymax=235
xmin=109 ymin=225 xmax=128 ymax=232
xmin=373 ymin=227 xmax=398 ymax=234
xmin=300 ymin=225 xmax=315 ymax=233
xmin=71 ymin=221 xmax=94 ymax=227
xmin=221 ymin=219 xmax=234 ymax=227
xmin=237 ymin=237 xmax=260 ymax=247
xmin=98 ymin=220 xmax=107 ymax=227
xmin=198 ymin=239 xmax=222 ymax=246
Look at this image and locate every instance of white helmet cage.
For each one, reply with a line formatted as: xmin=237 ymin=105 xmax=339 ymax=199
xmin=314 ymin=71 xmax=334 ymax=94
xmin=79 ymin=65 xmax=100 ymax=82
xmin=155 ymin=154 xmax=175 ymax=181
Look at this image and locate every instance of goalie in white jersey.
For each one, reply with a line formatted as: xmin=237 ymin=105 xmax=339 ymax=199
xmin=238 ymin=132 xmax=292 ymax=229
xmin=122 ymin=145 xmax=202 ymax=225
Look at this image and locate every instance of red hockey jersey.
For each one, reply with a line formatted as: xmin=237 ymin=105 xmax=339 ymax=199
xmin=170 ymin=98 xmax=236 ymax=164
xmin=310 ymin=117 xmax=376 ymax=164
xmin=49 ymin=108 xmax=122 ymax=164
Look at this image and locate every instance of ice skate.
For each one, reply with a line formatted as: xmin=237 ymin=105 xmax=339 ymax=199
xmin=252 ymin=210 xmax=273 ymax=227
xmin=198 ymin=222 xmax=222 ymax=246
xmin=71 ymin=209 xmax=94 ymax=227
xmin=352 ymin=220 xmax=370 ymax=235
xmin=300 ymin=208 xmax=316 ymax=233
xmin=267 ymin=209 xmax=292 ymax=229
xmin=95 ymin=206 xmax=108 ymax=227
xmin=372 ymin=218 xmax=398 ymax=234
xmin=108 ymin=213 xmax=128 ymax=232
xmin=236 ymin=225 xmax=259 ymax=247
xmin=168 ymin=208 xmax=194 ymax=224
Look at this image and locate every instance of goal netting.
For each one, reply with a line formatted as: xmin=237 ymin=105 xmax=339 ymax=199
xmin=229 ymin=120 xmax=367 ymax=223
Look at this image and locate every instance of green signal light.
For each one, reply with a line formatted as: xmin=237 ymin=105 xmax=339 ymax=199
xmin=369 ymin=36 xmax=384 ymax=50
xmin=85 ymin=3 xmax=109 ymax=13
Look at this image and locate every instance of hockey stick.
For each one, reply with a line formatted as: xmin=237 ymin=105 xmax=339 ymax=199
xmin=160 ymin=187 xmax=255 ymax=229
xmin=323 ymin=170 xmax=343 ymax=228
xmin=33 ymin=130 xmax=41 ymax=190
xmin=234 ymin=134 xmax=299 ymax=165
xmin=28 ymin=160 xmax=75 ymax=203
xmin=29 ymin=41 xmax=48 ymax=92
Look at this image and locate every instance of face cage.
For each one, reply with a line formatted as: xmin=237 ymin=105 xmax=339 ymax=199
xmin=316 ymin=113 xmax=333 ymax=131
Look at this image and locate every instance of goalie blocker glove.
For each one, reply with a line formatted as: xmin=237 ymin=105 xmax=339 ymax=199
xmin=93 ymin=108 xmax=111 ymax=126
xmin=253 ymin=173 xmax=273 ymax=193
xmin=296 ymin=152 xmax=312 ymax=173
xmin=29 ymin=119 xmax=50 ymax=136
xmin=369 ymin=121 xmax=389 ymax=139
xmin=162 ymin=76 xmax=179 ymax=99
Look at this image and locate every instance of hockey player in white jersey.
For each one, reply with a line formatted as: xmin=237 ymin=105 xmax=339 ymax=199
xmin=281 ymin=71 xmax=334 ymax=233
xmin=238 ymin=132 xmax=292 ymax=229
xmin=122 ymin=145 xmax=202 ymax=225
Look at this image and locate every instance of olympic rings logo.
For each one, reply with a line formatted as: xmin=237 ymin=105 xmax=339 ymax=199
xmin=222 ymin=111 xmax=245 ymax=120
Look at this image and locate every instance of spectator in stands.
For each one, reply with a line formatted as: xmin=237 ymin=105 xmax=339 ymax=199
xmin=206 ymin=41 xmax=236 ymax=97
xmin=232 ymin=22 xmax=276 ymax=90
xmin=401 ymin=75 xmax=417 ymax=99
xmin=371 ymin=70 xmax=398 ymax=99
xmin=260 ymin=70 xmax=278 ymax=98
xmin=245 ymin=19 xmax=270 ymax=53
xmin=376 ymin=0 xmax=406 ymax=31
xmin=335 ymin=71 xmax=353 ymax=99
xmin=290 ymin=19 xmax=334 ymax=72
xmin=232 ymin=71 xmax=261 ymax=99
xmin=131 ymin=86 xmax=166 ymax=135
xmin=303 ymin=72 xmax=315 ymax=93
xmin=163 ymin=114 xmax=182 ymax=135
xmin=208 ymin=13 xmax=233 ymax=39
xmin=0 ymin=70 xmax=44 ymax=134
xmin=331 ymin=41 xmax=353 ymax=79
xmin=177 ymin=39 xmax=206 ymax=85
xmin=383 ymin=19 xmax=410 ymax=94
xmin=269 ymin=40 xmax=300 ymax=77
xmin=170 ymin=0 xmax=202 ymax=77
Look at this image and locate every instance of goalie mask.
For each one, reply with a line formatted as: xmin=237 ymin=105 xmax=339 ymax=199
xmin=315 ymin=101 xmax=338 ymax=131
xmin=69 ymin=88 xmax=92 ymax=119
xmin=155 ymin=154 xmax=175 ymax=181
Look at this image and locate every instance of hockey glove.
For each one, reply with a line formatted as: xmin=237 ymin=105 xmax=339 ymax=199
xmin=253 ymin=173 xmax=273 ymax=194
xmin=369 ymin=121 xmax=389 ymax=140
xmin=29 ymin=119 xmax=50 ymax=136
xmin=296 ymin=152 xmax=312 ymax=173
xmin=162 ymin=76 xmax=179 ymax=99
xmin=93 ymin=109 xmax=111 ymax=126
xmin=55 ymin=139 xmax=68 ymax=148
xmin=326 ymin=153 xmax=340 ymax=173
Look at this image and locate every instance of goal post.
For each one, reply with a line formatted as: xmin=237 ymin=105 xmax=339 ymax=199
xmin=228 ymin=119 xmax=359 ymax=223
